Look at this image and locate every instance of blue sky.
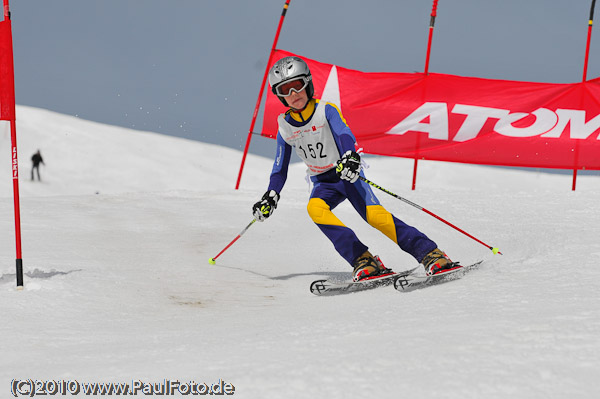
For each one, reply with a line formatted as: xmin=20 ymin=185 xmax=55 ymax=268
xmin=9 ymin=0 xmax=600 ymax=159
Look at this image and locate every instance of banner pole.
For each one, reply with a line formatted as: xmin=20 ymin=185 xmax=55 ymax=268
xmin=582 ymin=0 xmax=596 ymax=82
xmin=2 ymin=0 xmax=23 ymax=289
xmin=412 ymin=0 xmax=439 ymax=190
xmin=424 ymin=0 xmax=438 ymax=76
xmin=574 ymin=0 xmax=596 ymax=190
xmin=235 ymin=0 xmax=291 ymax=190
xmin=10 ymin=121 xmax=23 ymax=288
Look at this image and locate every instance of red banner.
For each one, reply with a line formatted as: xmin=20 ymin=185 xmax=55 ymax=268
xmin=262 ymin=50 xmax=600 ymax=170
xmin=0 ymin=18 xmax=16 ymax=121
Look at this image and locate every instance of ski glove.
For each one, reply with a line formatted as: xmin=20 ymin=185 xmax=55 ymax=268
xmin=252 ymin=190 xmax=280 ymax=222
xmin=336 ymin=150 xmax=361 ymax=183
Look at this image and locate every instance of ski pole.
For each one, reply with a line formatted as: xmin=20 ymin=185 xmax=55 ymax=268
xmin=209 ymin=219 xmax=257 ymax=264
xmin=359 ymin=176 xmax=502 ymax=255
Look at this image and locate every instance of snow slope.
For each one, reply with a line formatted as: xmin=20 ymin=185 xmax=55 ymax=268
xmin=1 ymin=106 xmax=599 ymax=399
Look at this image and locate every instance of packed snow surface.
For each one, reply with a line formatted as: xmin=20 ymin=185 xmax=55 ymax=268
xmin=1 ymin=106 xmax=599 ymax=398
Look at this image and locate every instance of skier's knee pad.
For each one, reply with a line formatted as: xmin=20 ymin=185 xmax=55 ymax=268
xmin=366 ymin=205 xmax=398 ymax=243
xmin=307 ymin=198 xmax=345 ymax=227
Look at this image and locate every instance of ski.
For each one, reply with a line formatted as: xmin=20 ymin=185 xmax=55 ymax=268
xmin=310 ymin=267 xmax=419 ymax=296
xmin=393 ymin=260 xmax=483 ymax=293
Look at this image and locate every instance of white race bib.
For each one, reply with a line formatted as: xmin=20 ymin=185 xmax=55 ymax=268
xmin=277 ymin=103 xmax=340 ymax=176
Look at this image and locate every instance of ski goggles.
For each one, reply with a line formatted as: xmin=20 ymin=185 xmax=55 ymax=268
xmin=274 ymin=76 xmax=310 ymax=97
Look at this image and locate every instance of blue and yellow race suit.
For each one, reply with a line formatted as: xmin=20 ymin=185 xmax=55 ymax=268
xmin=267 ymin=98 xmax=437 ymax=266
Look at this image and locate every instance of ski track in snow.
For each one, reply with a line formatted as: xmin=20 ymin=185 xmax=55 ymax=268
xmin=1 ymin=106 xmax=599 ymax=399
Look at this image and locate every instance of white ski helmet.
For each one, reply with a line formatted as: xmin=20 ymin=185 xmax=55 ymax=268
xmin=268 ymin=56 xmax=314 ymax=106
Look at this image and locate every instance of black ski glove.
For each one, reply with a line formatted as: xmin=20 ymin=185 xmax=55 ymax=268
xmin=336 ymin=150 xmax=361 ymax=183
xmin=252 ymin=190 xmax=280 ymax=222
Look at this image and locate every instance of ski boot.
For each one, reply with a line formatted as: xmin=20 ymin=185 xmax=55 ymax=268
xmin=421 ymin=248 xmax=458 ymax=276
xmin=352 ymin=251 xmax=388 ymax=282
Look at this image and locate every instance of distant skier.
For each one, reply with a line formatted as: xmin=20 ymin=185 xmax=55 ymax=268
xmin=252 ymin=56 xmax=457 ymax=281
xmin=31 ymin=150 xmax=44 ymax=181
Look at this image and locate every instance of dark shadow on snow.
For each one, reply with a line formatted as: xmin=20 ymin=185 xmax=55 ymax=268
xmin=213 ymin=263 xmax=351 ymax=282
xmin=0 ymin=268 xmax=82 ymax=284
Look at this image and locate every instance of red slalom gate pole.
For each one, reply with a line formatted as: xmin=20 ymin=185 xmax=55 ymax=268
xmin=235 ymin=0 xmax=291 ymax=190
xmin=582 ymin=0 xmax=596 ymax=82
xmin=1 ymin=0 xmax=24 ymax=289
xmin=412 ymin=0 xmax=439 ymax=190
xmin=574 ymin=0 xmax=597 ymax=190
xmin=9 ymin=121 xmax=23 ymax=288
xmin=424 ymin=0 xmax=439 ymax=75
xmin=360 ymin=176 xmax=502 ymax=255
xmin=209 ymin=219 xmax=257 ymax=264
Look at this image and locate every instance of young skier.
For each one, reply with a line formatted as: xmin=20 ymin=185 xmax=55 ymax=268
xmin=252 ymin=56 xmax=456 ymax=281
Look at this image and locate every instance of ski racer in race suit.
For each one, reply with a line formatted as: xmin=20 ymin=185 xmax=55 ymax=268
xmin=252 ymin=56 xmax=455 ymax=281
